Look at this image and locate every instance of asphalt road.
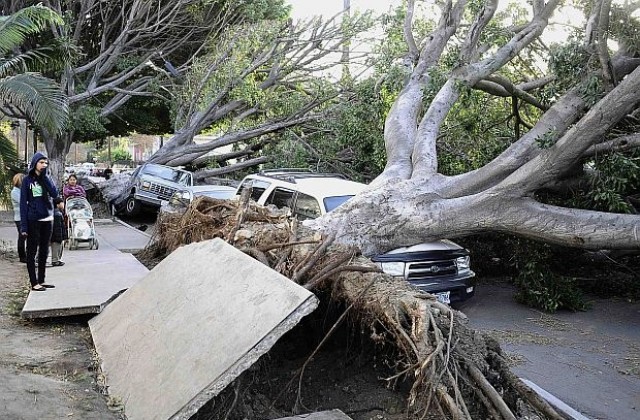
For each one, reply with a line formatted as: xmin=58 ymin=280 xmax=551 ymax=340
xmin=462 ymin=283 xmax=640 ymax=420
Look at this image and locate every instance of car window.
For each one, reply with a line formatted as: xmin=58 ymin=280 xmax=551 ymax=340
xmin=323 ymin=195 xmax=355 ymax=212
xmin=142 ymin=164 xmax=192 ymax=186
xmin=294 ymin=193 xmax=322 ymax=220
xmin=265 ymin=188 xmax=295 ymax=209
xmin=237 ymin=179 xmax=271 ymax=201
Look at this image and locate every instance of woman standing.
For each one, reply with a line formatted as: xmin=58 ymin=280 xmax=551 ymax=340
xmin=20 ymin=152 xmax=64 ymax=291
xmin=10 ymin=173 xmax=26 ymax=263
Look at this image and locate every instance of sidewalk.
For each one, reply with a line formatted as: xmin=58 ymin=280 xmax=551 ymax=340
xmin=0 ymin=219 xmax=150 ymax=318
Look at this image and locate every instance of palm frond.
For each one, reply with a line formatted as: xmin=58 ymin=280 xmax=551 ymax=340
xmin=0 ymin=49 xmax=53 ymax=78
xmin=0 ymin=73 xmax=68 ymax=134
xmin=0 ymin=5 xmax=64 ymax=56
xmin=0 ymin=130 xmax=19 ymax=206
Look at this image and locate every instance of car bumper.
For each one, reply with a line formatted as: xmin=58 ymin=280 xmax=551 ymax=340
xmin=407 ymin=272 xmax=476 ymax=303
xmin=134 ymin=191 xmax=163 ymax=208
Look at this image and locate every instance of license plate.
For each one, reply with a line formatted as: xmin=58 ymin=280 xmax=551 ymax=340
xmin=436 ymin=291 xmax=450 ymax=304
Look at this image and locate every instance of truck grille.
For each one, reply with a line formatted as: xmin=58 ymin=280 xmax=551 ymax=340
xmin=149 ymin=183 xmax=177 ymax=200
xmin=406 ymin=260 xmax=457 ymax=279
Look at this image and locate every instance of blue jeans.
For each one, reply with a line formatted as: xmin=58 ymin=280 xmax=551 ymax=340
xmin=26 ymin=220 xmax=53 ymax=286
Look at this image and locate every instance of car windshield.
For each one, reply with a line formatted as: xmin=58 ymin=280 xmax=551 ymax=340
xmin=143 ymin=164 xmax=191 ymax=186
xmin=323 ymin=195 xmax=355 ymax=212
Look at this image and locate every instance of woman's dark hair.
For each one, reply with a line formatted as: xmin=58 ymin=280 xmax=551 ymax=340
xmin=67 ymin=174 xmax=78 ymax=182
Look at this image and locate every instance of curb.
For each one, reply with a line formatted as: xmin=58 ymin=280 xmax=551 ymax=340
xmin=521 ymin=378 xmax=591 ymax=420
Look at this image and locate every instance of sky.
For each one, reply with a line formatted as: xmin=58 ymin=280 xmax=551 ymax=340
xmin=286 ymin=0 xmax=583 ymax=45
xmin=287 ymin=0 xmax=400 ymax=20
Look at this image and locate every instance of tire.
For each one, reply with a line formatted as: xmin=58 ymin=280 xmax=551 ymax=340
xmin=124 ymin=195 xmax=141 ymax=217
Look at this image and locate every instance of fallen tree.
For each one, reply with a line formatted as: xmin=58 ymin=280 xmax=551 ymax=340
xmin=143 ymin=195 xmax=567 ymax=419
xmin=306 ymin=0 xmax=640 ymax=256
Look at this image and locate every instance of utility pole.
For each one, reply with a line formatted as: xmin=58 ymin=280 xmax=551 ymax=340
xmin=108 ymin=136 xmax=112 ymax=163
xmin=23 ymin=121 xmax=28 ymax=164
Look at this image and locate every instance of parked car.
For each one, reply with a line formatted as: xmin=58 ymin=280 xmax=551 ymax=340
xmin=113 ymin=163 xmax=194 ymax=216
xmin=159 ymin=185 xmax=237 ymax=215
xmin=236 ymin=169 xmax=475 ymax=304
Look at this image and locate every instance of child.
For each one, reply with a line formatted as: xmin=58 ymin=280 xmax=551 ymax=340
xmin=51 ymin=207 xmax=67 ymax=267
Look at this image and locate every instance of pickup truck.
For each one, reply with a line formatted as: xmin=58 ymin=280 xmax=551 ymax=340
xmin=114 ymin=163 xmax=193 ymax=216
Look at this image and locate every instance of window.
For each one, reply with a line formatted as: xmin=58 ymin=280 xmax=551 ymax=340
xmin=294 ymin=193 xmax=322 ymax=220
xmin=237 ymin=179 xmax=271 ymax=201
xmin=142 ymin=164 xmax=192 ymax=186
xmin=265 ymin=188 xmax=295 ymax=209
xmin=323 ymin=195 xmax=355 ymax=212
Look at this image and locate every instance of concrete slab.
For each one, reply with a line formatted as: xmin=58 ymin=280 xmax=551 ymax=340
xmin=0 ymin=220 xmax=151 ymax=253
xmin=275 ymin=409 xmax=353 ymax=419
xmin=95 ymin=219 xmax=151 ymax=251
xmin=89 ymin=238 xmax=318 ymax=420
xmin=21 ymin=232 xmax=149 ymax=319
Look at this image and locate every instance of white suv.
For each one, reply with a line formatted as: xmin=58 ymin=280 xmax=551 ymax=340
xmin=236 ymin=170 xmax=475 ymax=304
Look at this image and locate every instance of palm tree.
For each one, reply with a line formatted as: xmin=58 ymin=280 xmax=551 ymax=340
xmin=0 ymin=4 xmax=68 ymax=204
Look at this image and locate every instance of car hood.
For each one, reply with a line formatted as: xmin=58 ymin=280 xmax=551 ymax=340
xmin=372 ymin=239 xmax=468 ymax=263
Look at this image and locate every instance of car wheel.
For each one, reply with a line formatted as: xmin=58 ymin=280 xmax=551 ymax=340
xmin=124 ymin=195 xmax=141 ymax=217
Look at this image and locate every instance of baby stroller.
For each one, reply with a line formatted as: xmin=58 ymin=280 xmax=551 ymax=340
xmin=65 ymin=197 xmax=99 ymax=250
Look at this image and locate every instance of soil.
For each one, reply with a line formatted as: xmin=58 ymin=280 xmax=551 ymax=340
xmin=0 ymin=248 xmax=121 ymax=420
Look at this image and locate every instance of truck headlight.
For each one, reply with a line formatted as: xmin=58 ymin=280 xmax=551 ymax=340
xmin=376 ymin=261 xmax=405 ymax=277
xmin=141 ymin=181 xmax=151 ymax=190
xmin=456 ymin=256 xmax=470 ymax=271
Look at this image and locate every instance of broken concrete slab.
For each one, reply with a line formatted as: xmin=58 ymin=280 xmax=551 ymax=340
xmin=89 ymin=238 xmax=318 ymax=420
xmin=21 ymin=235 xmax=149 ymax=319
xmin=275 ymin=409 xmax=353 ymax=419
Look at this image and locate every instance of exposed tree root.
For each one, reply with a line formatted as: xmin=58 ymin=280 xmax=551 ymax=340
xmin=142 ymin=197 xmax=568 ymax=419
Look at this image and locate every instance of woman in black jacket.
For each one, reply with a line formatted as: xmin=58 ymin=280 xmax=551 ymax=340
xmin=20 ymin=152 xmax=64 ymax=291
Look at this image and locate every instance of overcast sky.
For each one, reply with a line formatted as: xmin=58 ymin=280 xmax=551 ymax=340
xmin=286 ymin=0 xmax=400 ymax=20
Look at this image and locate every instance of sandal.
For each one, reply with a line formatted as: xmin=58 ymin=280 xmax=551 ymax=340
xmin=52 ymin=261 xmax=65 ymax=267
xmin=31 ymin=285 xmax=46 ymax=291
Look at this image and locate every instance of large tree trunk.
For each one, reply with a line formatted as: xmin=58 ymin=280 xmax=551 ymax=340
xmin=145 ymin=196 xmax=566 ymax=419
xmin=42 ymin=131 xmax=71 ymax=187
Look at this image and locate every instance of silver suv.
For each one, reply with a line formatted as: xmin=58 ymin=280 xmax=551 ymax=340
xmin=236 ymin=170 xmax=475 ymax=303
xmin=114 ymin=163 xmax=194 ymax=216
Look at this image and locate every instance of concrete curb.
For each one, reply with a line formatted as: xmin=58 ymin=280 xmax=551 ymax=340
xmin=521 ymin=378 xmax=591 ymax=420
